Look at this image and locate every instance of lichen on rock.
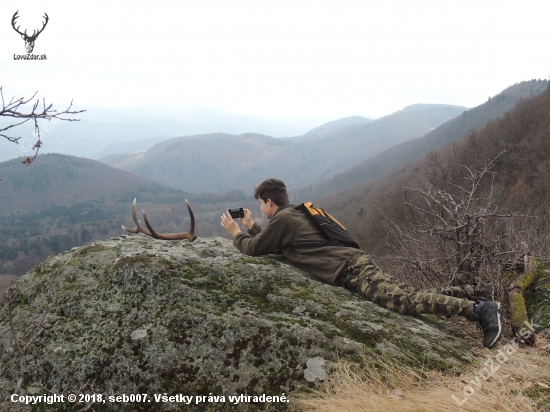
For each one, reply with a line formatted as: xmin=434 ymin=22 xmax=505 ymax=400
xmin=0 ymin=235 xmax=474 ymax=410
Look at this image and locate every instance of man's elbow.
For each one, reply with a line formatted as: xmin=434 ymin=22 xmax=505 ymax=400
xmin=243 ymin=249 xmax=264 ymax=257
xmin=238 ymin=246 xmax=271 ymax=257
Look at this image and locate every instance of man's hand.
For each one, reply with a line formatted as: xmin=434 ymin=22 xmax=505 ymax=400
xmin=239 ymin=208 xmax=254 ymax=230
xmin=221 ymin=211 xmax=242 ymax=236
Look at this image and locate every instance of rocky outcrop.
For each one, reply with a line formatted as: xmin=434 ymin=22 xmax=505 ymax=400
xmin=0 ymin=235 xmax=474 ymax=410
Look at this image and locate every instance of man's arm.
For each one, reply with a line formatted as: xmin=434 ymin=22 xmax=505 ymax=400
xmin=247 ymin=221 xmax=262 ymax=237
xmin=221 ymin=210 xmax=289 ymax=256
xmin=232 ymin=212 xmax=289 ymax=256
xmin=240 ymin=208 xmax=260 ymax=235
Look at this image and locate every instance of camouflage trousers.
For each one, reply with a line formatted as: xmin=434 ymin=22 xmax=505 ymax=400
xmin=335 ymin=252 xmax=473 ymax=317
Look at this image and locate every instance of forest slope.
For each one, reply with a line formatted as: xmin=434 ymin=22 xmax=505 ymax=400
xmin=290 ymin=80 xmax=548 ymax=201
xmin=316 ymin=82 xmax=550 ymax=260
xmin=0 ymin=154 xmax=253 ymax=276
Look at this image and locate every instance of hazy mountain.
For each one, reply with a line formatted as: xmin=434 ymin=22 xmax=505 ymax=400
xmin=289 ymin=80 xmax=549 ymax=201
xmin=92 ymin=135 xmax=176 ymax=158
xmin=287 ymin=115 xmax=373 ymax=141
xmin=99 ymin=104 xmax=464 ymax=193
xmin=0 ymin=104 xmax=308 ymax=163
xmin=118 ymin=104 xmax=304 ymax=137
xmin=312 ymin=80 xmax=550 ymax=255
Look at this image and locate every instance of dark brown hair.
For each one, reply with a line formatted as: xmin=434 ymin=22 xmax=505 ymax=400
xmin=254 ymin=178 xmax=289 ymax=206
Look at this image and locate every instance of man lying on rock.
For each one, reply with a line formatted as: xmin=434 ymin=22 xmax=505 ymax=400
xmin=221 ymin=178 xmax=503 ymax=348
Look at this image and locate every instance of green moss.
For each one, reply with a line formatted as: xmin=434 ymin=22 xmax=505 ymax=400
xmin=516 ymin=268 xmax=539 ymax=291
xmin=323 ymin=330 xmax=343 ymax=339
xmin=501 ymin=271 xmax=518 ymax=281
xmin=286 ymin=335 xmax=300 ymax=346
xmin=525 ymin=260 xmax=550 ymax=332
xmin=112 ymin=253 xmax=153 ymax=270
xmin=510 ymin=292 xmax=529 ymax=326
xmin=522 ymin=385 xmax=550 ymax=408
xmin=292 ymin=290 xmax=314 ymax=299
xmin=65 ymin=257 xmax=81 ymax=267
xmin=419 ymin=314 xmax=439 ymax=324
xmin=78 ymin=244 xmax=108 ymax=255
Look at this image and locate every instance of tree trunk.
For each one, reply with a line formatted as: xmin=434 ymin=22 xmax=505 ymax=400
xmin=508 ymin=253 xmax=538 ymax=345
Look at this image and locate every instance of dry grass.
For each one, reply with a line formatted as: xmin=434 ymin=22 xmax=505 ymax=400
xmin=290 ymin=337 xmax=550 ymax=412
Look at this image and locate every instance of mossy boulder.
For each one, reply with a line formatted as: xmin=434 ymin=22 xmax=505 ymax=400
xmin=0 ymin=236 xmax=475 ymax=410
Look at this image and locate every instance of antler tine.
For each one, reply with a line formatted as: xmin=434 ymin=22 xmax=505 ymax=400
xmin=29 ymin=13 xmax=49 ymax=39
xmin=121 ymin=224 xmax=139 ymax=234
xmin=185 ymin=199 xmax=196 ymax=238
xmin=11 ymin=11 xmax=26 ymax=36
xmin=142 ymin=199 xmax=197 ymax=242
xmin=121 ymin=198 xmax=153 ymax=236
xmin=36 ymin=13 xmax=49 ymax=36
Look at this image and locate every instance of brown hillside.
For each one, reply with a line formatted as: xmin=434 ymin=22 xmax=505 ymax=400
xmin=290 ymin=79 xmax=548 ymax=201
xmin=316 ymin=81 xmax=550 ymax=260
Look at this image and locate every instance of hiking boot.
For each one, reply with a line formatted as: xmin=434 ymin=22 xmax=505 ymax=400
xmin=472 ymin=282 xmax=495 ymax=301
xmin=468 ymin=300 xmax=503 ymax=348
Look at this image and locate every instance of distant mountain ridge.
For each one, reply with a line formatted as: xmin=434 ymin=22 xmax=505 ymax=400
xmin=289 ymin=80 xmax=549 ymax=201
xmin=288 ymin=115 xmax=373 ymax=141
xmin=0 ymin=105 xmax=309 ymax=163
xmin=312 ymin=80 xmax=550 ymax=255
xmin=99 ymin=104 xmax=464 ymax=193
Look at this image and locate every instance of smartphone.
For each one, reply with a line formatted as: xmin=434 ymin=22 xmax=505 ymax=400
xmin=228 ymin=207 xmax=245 ymax=219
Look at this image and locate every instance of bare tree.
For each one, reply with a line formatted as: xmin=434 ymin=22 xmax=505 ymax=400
xmin=0 ymin=86 xmax=85 ymax=165
xmin=379 ymin=152 xmax=532 ymax=290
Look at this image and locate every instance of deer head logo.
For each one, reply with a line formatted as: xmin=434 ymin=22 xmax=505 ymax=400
xmin=11 ymin=11 xmax=49 ymax=54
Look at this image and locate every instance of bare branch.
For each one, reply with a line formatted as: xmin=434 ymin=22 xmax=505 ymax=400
xmin=384 ymin=152 xmax=535 ymax=287
xmin=0 ymin=86 xmax=85 ymax=165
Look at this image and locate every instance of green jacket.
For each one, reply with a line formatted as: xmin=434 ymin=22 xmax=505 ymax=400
xmin=233 ymin=204 xmax=359 ymax=284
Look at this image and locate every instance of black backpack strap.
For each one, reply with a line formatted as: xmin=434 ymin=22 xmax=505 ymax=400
xmin=298 ymin=201 xmax=359 ymax=249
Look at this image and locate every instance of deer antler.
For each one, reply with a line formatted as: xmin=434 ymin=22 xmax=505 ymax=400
xmin=11 ymin=11 xmax=26 ymax=37
xmin=11 ymin=11 xmax=49 ymax=39
xmin=31 ymin=13 xmax=49 ymax=39
xmin=121 ymin=198 xmax=153 ymax=236
xmin=122 ymin=199 xmax=197 ymax=242
xmin=143 ymin=200 xmax=197 ymax=241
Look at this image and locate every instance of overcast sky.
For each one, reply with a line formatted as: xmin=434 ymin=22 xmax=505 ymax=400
xmin=1 ymin=0 xmax=549 ymax=121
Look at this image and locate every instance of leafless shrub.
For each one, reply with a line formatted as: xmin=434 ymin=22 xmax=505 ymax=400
xmin=379 ymin=152 xmax=536 ymax=290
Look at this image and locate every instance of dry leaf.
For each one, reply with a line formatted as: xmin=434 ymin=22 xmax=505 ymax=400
xmin=536 ymin=382 xmax=550 ymax=389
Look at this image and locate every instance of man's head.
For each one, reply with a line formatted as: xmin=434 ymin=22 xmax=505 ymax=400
xmin=254 ymin=178 xmax=289 ymax=219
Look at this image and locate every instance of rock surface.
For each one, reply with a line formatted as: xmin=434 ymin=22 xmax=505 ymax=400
xmin=0 ymin=235 xmax=474 ymax=410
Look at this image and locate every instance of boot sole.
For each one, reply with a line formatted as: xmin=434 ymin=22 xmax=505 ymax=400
xmin=486 ymin=302 xmax=503 ymax=348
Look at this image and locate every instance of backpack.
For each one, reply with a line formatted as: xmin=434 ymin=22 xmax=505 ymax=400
xmin=296 ymin=202 xmax=359 ymax=249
